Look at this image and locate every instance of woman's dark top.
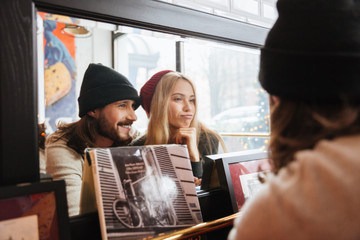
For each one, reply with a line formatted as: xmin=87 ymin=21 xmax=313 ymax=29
xmin=131 ymin=131 xmax=219 ymax=178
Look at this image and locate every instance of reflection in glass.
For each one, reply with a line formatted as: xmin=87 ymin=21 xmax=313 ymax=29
xmin=37 ymin=12 xmax=116 ymax=134
xmin=183 ymin=39 xmax=270 ymax=151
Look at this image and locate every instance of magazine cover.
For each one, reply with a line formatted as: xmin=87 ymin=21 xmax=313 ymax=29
xmin=80 ymin=145 xmax=202 ymax=240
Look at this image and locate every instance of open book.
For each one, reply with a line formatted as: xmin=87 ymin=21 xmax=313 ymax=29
xmin=80 ymin=145 xmax=202 ymax=240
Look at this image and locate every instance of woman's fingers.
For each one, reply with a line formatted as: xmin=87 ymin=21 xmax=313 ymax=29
xmin=174 ymin=127 xmax=196 ymax=144
xmin=173 ymin=127 xmax=200 ymax=162
xmin=194 ymin=177 xmax=202 ymax=186
xmin=178 ymin=128 xmax=196 ymax=140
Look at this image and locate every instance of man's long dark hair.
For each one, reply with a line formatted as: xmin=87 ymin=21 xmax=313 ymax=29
xmin=54 ymin=115 xmax=98 ymax=156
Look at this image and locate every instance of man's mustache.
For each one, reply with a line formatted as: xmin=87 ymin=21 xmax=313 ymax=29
xmin=117 ymin=121 xmax=133 ymax=126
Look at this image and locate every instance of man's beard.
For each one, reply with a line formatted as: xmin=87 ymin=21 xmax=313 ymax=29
xmin=96 ymin=113 xmax=132 ymax=146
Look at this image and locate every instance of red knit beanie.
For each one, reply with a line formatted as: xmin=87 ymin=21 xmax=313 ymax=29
xmin=140 ymin=70 xmax=173 ymax=115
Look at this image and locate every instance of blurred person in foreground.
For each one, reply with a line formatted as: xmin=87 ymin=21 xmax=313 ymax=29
xmin=228 ymin=0 xmax=360 ymax=239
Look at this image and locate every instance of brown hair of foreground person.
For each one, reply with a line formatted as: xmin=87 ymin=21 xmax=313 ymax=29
xmin=270 ymin=99 xmax=360 ymax=172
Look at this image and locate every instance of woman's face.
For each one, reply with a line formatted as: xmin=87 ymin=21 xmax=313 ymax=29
xmin=168 ymin=78 xmax=196 ymax=130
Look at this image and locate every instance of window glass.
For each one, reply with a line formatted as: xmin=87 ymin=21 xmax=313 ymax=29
xmin=183 ymin=39 xmax=270 ymax=151
xmin=37 ymin=12 xmax=116 ymax=133
xmin=37 ymin=12 xmax=269 ymax=153
xmin=113 ymin=27 xmax=179 ymax=131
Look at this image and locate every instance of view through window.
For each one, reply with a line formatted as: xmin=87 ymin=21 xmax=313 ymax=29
xmin=37 ymin=12 xmax=270 ymax=154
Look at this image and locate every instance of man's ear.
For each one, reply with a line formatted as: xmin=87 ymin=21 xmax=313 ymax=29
xmin=87 ymin=109 xmax=98 ymax=118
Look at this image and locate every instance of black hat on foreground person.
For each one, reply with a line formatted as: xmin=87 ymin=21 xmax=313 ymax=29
xmin=259 ymin=0 xmax=360 ymax=102
xmin=78 ymin=63 xmax=140 ymax=117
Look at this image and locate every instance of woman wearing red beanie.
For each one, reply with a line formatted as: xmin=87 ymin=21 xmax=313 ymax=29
xmin=132 ymin=70 xmax=226 ymax=185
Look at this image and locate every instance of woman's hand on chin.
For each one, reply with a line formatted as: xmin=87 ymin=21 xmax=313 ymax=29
xmin=173 ymin=127 xmax=200 ymax=162
xmin=194 ymin=177 xmax=202 ymax=186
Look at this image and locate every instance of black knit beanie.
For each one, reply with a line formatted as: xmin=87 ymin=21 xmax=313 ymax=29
xmin=78 ymin=63 xmax=140 ymax=117
xmin=259 ymin=0 xmax=360 ymax=102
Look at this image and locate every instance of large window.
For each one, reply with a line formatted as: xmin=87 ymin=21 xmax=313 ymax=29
xmin=1 ymin=0 xmax=270 ymax=185
xmin=37 ymin=12 xmax=269 ymax=153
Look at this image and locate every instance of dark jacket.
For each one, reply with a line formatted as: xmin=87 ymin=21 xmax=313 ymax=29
xmin=131 ymin=131 xmax=219 ymax=178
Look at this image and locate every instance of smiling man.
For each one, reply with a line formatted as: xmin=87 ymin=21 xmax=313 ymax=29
xmin=45 ymin=63 xmax=140 ymax=216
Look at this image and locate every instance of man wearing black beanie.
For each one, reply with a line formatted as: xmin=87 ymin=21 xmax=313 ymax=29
xmin=228 ymin=0 xmax=360 ymax=239
xmin=46 ymin=63 xmax=141 ymax=216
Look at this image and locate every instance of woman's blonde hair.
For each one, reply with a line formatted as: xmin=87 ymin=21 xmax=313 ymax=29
xmin=145 ymin=72 xmax=226 ymax=152
xmin=270 ymin=98 xmax=360 ymax=173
